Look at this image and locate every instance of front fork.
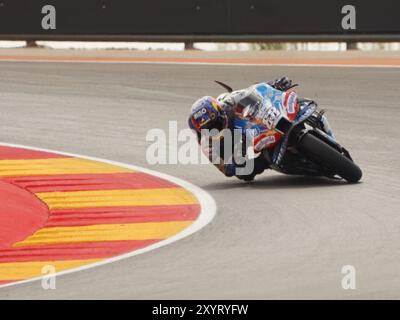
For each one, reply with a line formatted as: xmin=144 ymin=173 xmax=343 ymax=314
xmin=301 ymin=102 xmax=335 ymax=140
xmin=320 ymin=114 xmax=335 ymax=139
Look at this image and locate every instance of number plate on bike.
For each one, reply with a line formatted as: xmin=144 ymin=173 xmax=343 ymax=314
xmin=263 ymin=107 xmax=282 ymax=130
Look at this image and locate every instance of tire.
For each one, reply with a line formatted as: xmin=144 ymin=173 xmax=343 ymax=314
xmin=298 ymin=133 xmax=362 ymax=183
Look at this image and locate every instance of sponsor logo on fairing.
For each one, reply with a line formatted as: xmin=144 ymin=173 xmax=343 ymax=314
xmin=286 ymin=92 xmax=297 ymax=114
xmin=255 ymin=135 xmax=276 ymax=151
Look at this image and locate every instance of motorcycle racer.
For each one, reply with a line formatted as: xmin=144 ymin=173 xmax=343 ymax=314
xmin=188 ymin=77 xmax=334 ymax=181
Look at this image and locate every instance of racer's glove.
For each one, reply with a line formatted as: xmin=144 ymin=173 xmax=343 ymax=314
xmin=224 ymin=163 xmax=237 ymax=177
xmin=235 ymin=156 xmax=269 ymax=182
xmin=268 ymin=77 xmax=294 ymax=91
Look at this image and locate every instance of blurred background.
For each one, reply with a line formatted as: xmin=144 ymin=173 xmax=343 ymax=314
xmin=1 ymin=41 xmax=399 ymax=51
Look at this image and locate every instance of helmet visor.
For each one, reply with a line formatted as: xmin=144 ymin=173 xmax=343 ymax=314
xmin=237 ymin=89 xmax=262 ymax=114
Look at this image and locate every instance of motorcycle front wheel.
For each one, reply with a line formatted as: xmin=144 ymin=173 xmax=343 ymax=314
xmin=298 ymin=133 xmax=362 ymax=183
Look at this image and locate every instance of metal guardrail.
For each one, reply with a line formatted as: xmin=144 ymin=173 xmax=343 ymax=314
xmin=2 ymin=34 xmax=400 ymax=42
xmin=0 ymin=0 xmax=399 ymax=42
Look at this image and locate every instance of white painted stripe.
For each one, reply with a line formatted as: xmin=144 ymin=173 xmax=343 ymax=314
xmin=0 ymin=58 xmax=400 ymax=68
xmin=0 ymin=142 xmax=216 ymax=289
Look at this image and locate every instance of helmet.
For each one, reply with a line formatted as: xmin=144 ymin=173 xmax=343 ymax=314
xmin=189 ymin=96 xmax=228 ymax=134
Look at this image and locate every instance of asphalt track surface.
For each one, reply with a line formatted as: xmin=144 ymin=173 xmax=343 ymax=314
xmin=0 ymin=60 xmax=399 ymax=299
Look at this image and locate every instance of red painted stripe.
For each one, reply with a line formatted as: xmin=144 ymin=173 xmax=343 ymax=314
xmin=0 ymin=181 xmax=49 ymax=249
xmin=0 ymin=280 xmax=15 ymax=285
xmin=7 ymin=172 xmax=178 ymax=193
xmin=283 ymin=91 xmax=290 ymax=107
xmin=0 ymin=146 xmax=66 ymax=160
xmin=46 ymin=204 xmax=200 ymax=227
xmin=0 ymin=240 xmax=158 ymax=262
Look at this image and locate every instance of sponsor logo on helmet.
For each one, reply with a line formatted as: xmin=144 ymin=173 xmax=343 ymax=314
xmin=193 ymin=107 xmax=208 ymax=120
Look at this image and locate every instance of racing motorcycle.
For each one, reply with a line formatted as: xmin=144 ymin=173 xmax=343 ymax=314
xmin=215 ymin=81 xmax=362 ymax=183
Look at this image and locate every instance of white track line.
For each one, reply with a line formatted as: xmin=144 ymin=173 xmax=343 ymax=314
xmin=0 ymin=142 xmax=216 ymax=289
xmin=0 ymin=58 xmax=399 ymax=68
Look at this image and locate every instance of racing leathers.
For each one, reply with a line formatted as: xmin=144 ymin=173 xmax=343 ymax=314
xmin=190 ymin=77 xmax=333 ymax=181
